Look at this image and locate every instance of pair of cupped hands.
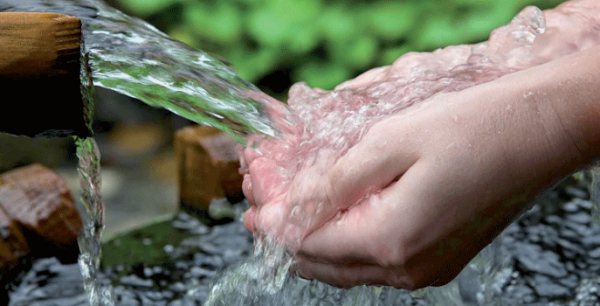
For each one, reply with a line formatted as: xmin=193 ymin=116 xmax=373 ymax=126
xmin=240 ymin=47 xmax=600 ymax=290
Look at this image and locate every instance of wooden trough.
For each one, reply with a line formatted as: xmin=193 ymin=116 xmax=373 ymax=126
xmin=0 ymin=12 xmax=91 ymax=137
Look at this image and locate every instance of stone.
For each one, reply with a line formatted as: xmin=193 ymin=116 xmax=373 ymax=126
xmin=0 ymin=164 xmax=81 ymax=258
xmin=563 ymin=220 xmax=591 ymax=237
xmin=564 ymin=186 xmax=589 ymax=199
xmin=0 ymin=206 xmax=29 ymax=276
xmin=120 ymin=275 xmax=154 ymax=288
xmin=562 ymin=199 xmax=593 ymax=214
xmin=175 ymin=125 xmax=243 ymax=213
xmin=559 ymin=228 xmax=580 ymax=241
xmin=514 ymin=242 xmax=568 ymax=278
xmin=556 ymin=238 xmax=585 ymax=258
xmin=566 ymin=212 xmax=593 ymax=225
xmin=527 ymin=274 xmax=571 ymax=299
xmin=556 ymin=273 xmax=580 ymax=289
xmin=7 ymin=257 xmax=87 ymax=306
xmin=589 ymin=247 xmax=600 ymax=258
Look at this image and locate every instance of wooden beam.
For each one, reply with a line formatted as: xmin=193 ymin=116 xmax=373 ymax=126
xmin=0 ymin=12 xmax=91 ymax=137
xmin=175 ymin=125 xmax=244 ymax=213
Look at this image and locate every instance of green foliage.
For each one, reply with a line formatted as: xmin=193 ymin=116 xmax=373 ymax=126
xmin=296 ymin=62 xmax=351 ymax=90
xmin=118 ymin=0 xmax=180 ymax=17
xmin=115 ymin=0 xmax=569 ymax=91
xmin=185 ymin=2 xmax=243 ymax=44
xmin=362 ymin=1 xmax=416 ymax=41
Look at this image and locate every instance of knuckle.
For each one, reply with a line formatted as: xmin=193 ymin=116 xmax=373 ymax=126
xmin=371 ymin=238 xmax=407 ymax=268
xmin=324 ymin=168 xmax=342 ymax=208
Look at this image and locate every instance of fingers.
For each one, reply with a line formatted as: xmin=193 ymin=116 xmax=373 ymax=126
xmin=299 ymin=161 xmax=427 ymax=266
xmin=242 ymin=174 xmax=255 ymax=206
xmin=295 ymin=258 xmax=414 ymax=289
xmin=248 ymin=157 xmax=286 ymax=206
xmin=243 ymin=206 xmax=256 ymax=232
xmin=325 ymin=118 xmax=419 ymax=210
xmin=335 ymin=66 xmax=390 ymax=91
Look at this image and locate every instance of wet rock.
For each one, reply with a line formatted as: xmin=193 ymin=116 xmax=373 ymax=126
xmin=544 ymin=215 xmax=563 ymax=227
xmin=573 ymin=279 xmax=600 ymax=305
xmin=557 ymin=238 xmax=585 ymax=258
xmin=113 ymin=286 xmax=141 ymax=306
xmin=566 ymin=211 xmax=593 ymax=225
xmin=559 ymin=228 xmax=580 ymax=241
xmin=0 ymin=164 xmax=81 ymax=258
xmin=175 ymin=125 xmax=243 ymax=213
xmin=582 ymin=234 xmax=600 ymax=248
xmin=514 ymin=242 xmax=568 ymax=278
xmin=120 ymin=275 xmax=154 ymax=288
xmin=562 ymin=199 xmax=593 ymax=214
xmin=527 ymin=224 xmax=558 ymax=249
xmin=169 ymin=282 xmax=187 ymax=293
xmin=504 ymin=282 xmax=536 ymax=304
xmin=0 ymin=206 xmax=29 ymax=276
xmin=556 ymin=273 xmax=580 ymax=289
xmin=564 ymin=186 xmax=589 ymax=199
xmin=566 ymin=261 xmax=576 ymax=272
xmin=208 ymin=198 xmax=236 ymax=221
xmin=589 ymin=247 xmax=600 ymax=258
xmin=193 ymin=254 xmax=225 ymax=269
xmin=171 ymin=212 xmax=209 ymax=235
xmin=8 ymin=257 xmax=87 ymax=306
xmin=527 ymin=274 xmax=571 ymax=299
xmin=186 ymin=266 xmax=216 ymax=278
xmin=563 ymin=220 xmax=591 ymax=238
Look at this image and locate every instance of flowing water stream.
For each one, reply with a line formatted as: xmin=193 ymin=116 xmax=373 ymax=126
xmin=4 ymin=0 xmax=600 ymax=305
xmin=76 ymin=137 xmax=115 ymax=306
xmin=3 ymin=0 xmax=285 ymax=144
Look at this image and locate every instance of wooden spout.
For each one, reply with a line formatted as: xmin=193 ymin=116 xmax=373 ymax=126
xmin=0 ymin=12 xmax=92 ymax=137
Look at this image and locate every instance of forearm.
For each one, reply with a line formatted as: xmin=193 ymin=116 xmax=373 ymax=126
xmin=535 ymin=46 xmax=600 ymax=167
xmin=471 ymin=45 xmax=600 ymax=189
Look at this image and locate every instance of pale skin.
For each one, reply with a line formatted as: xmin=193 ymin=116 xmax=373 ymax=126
xmin=295 ymin=46 xmax=600 ymax=289
xmin=242 ymin=1 xmax=600 ymax=290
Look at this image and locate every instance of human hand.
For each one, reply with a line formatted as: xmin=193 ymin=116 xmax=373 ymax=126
xmin=294 ymin=48 xmax=600 ymax=289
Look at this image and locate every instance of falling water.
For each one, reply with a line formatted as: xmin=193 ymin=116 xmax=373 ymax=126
xmin=203 ymin=237 xmax=426 ymax=306
xmin=76 ymin=137 xmax=114 ymax=306
xmin=4 ymin=0 xmax=288 ymax=144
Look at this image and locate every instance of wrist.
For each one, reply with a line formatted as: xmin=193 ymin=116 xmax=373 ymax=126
xmin=530 ymin=46 xmax=600 ymax=168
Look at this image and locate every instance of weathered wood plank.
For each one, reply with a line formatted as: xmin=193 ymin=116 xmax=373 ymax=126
xmin=0 ymin=12 xmax=91 ymax=137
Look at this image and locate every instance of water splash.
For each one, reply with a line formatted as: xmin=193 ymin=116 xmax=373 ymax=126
xmin=204 ymin=237 xmax=421 ymax=306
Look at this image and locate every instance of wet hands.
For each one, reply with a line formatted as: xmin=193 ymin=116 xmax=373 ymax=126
xmin=243 ymin=84 xmax=544 ymax=289
xmin=241 ymin=141 xmax=345 ymax=252
xmin=241 ymin=46 xmax=600 ymax=290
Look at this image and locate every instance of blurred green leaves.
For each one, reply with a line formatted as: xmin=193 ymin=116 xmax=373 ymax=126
xmin=185 ymin=2 xmax=243 ymax=44
xmin=114 ymin=0 xmax=568 ymax=91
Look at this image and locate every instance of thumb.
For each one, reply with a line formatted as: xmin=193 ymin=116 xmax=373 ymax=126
xmin=287 ymin=119 xmax=420 ymax=239
xmin=325 ymin=120 xmax=420 ymax=211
